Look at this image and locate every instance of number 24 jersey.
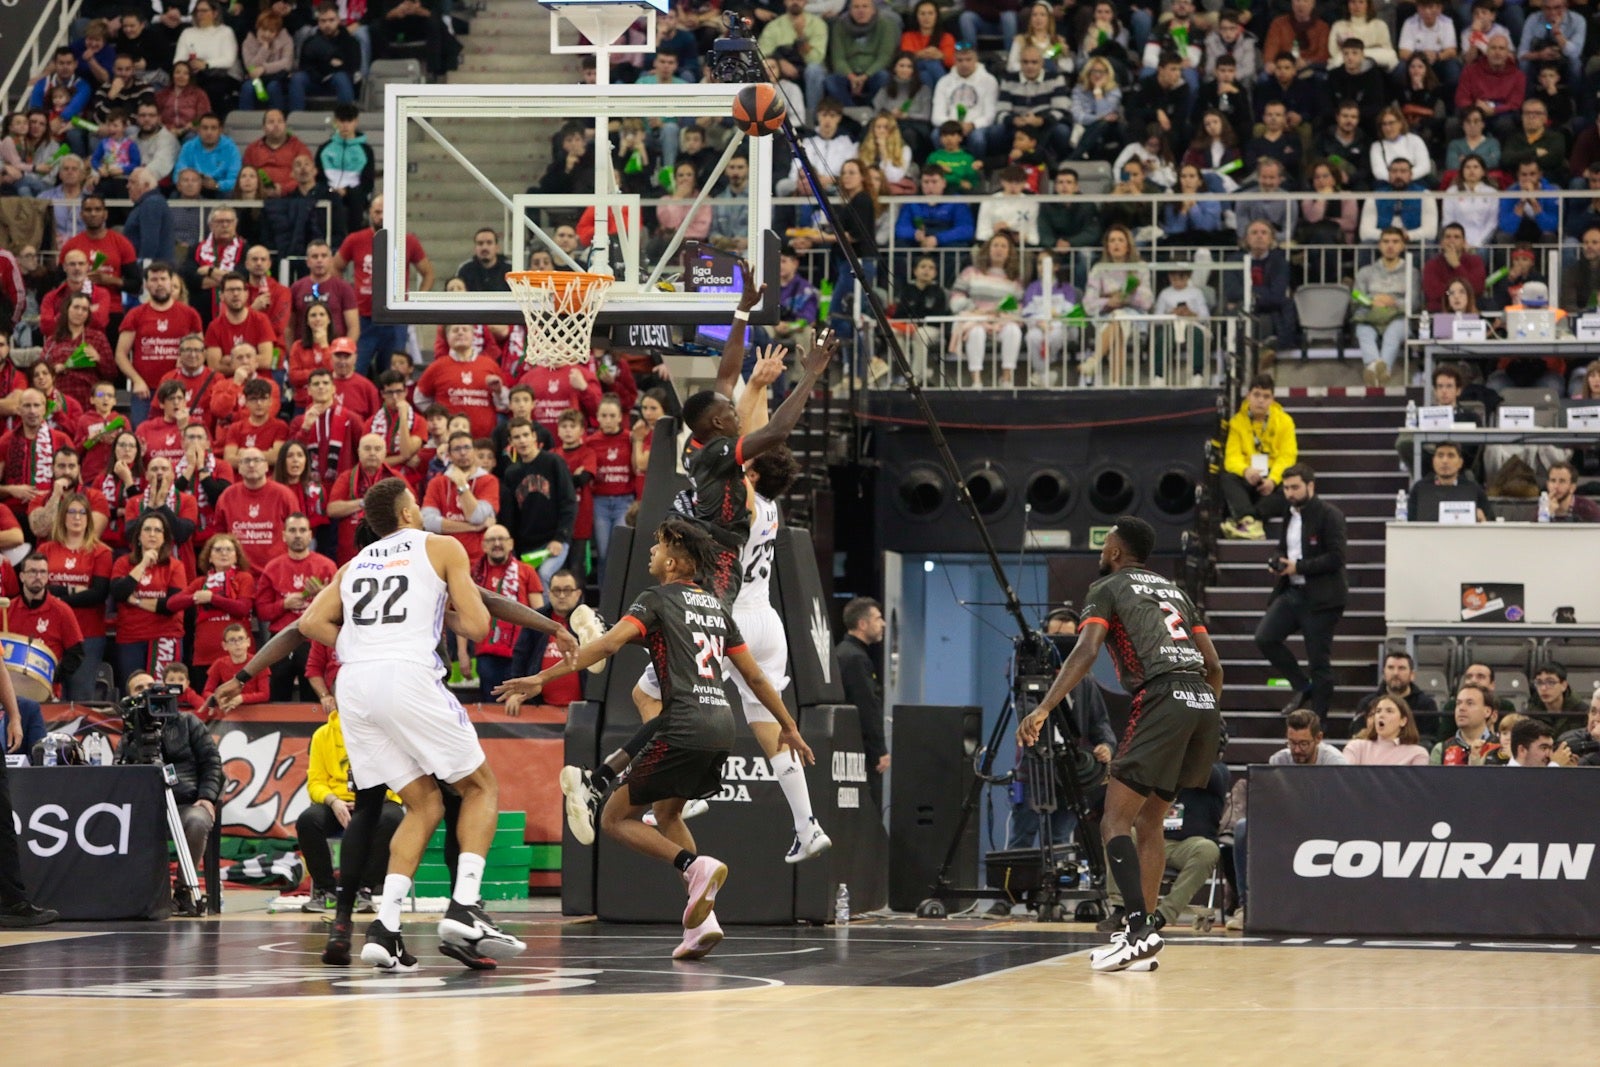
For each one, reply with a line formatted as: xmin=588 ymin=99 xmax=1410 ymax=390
xmin=621 ymin=581 xmax=749 ymax=751
xmin=1079 ymin=567 xmax=1208 ymax=692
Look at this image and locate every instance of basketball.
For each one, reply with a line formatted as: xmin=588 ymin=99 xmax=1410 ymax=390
xmin=732 ymin=83 xmax=786 ymax=137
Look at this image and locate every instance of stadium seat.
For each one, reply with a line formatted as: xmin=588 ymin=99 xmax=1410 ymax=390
xmin=1072 ymin=160 xmax=1113 ymax=196
xmin=1462 ymin=637 xmax=1535 ymax=674
xmin=1539 ymin=639 xmax=1600 ymax=669
xmin=1292 ymin=285 xmax=1351 ymax=360
xmin=1413 ymin=668 xmax=1451 ymax=706
xmin=1496 ymin=671 xmax=1530 ymax=711
xmin=1567 ymin=671 xmax=1600 ymax=701
xmin=363 ymin=58 xmax=426 ymax=111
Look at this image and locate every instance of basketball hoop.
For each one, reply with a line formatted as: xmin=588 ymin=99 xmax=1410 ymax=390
xmin=506 ymin=270 xmax=616 ymax=368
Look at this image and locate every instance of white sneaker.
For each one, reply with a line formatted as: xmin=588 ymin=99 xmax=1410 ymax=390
xmin=567 ymin=604 xmax=608 ymax=674
xmin=1089 ymin=919 xmax=1163 ymax=973
xmin=1226 ymin=908 xmax=1244 ymax=931
xmin=559 ymin=765 xmax=602 ymax=845
xmin=682 ymin=855 xmax=728 ymax=929
xmin=784 ymin=819 xmax=833 ymax=864
xmin=672 ymin=912 xmax=724 ymax=961
xmin=644 ymin=798 xmax=709 ymax=828
xmin=1124 ymin=958 xmax=1160 ymax=972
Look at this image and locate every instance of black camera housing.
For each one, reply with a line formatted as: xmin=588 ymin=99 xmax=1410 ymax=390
xmin=710 ymin=12 xmax=766 ymax=85
xmin=117 ymin=684 xmax=183 ymax=765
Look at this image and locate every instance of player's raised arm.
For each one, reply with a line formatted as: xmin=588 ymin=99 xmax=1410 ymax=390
xmin=1018 ymin=622 xmax=1108 ymax=745
xmin=736 ymin=345 xmax=787 ymax=436
xmin=297 ymin=566 xmax=350 ymax=648
xmin=713 ymin=258 xmax=766 ymax=398
xmin=207 ymin=621 xmax=309 ymax=714
xmin=478 ymin=586 xmax=578 ymax=663
xmin=727 ymin=647 xmax=815 ymax=765
xmin=740 ymin=329 xmax=838 ymax=461
xmin=493 ymin=618 xmax=637 ymax=698
xmin=430 ymin=534 xmax=490 ymax=641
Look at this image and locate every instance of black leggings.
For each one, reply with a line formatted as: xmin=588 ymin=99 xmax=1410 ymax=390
xmin=334 ymin=782 xmax=462 ymax=921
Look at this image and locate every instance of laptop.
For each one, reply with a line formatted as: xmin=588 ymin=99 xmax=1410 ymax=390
xmin=1505 ymin=309 xmax=1557 ymax=341
xmin=1460 ymin=583 xmax=1526 ymax=623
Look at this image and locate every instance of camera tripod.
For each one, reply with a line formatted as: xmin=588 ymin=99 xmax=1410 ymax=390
xmin=915 ymin=641 xmax=1107 ymax=923
xmin=120 ymin=730 xmax=207 ymax=917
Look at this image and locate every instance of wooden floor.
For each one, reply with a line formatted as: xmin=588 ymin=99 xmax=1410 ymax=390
xmin=5 ymin=913 xmax=1600 ymax=1066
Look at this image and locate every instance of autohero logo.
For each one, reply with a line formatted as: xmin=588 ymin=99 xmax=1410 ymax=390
xmin=714 ymin=754 xmax=775 ymax=802
xmin=1293 ymin=821 xmax=1595 ymax=881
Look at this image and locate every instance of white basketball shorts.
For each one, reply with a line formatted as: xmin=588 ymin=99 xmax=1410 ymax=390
xmin=335 ymin=660 xmax=486 ymax=792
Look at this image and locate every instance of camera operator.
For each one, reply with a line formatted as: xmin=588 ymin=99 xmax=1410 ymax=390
xmin=1556 ymin=692 xmax=1600 ymax=767
xmin=0 ymin=661 xmax=59 ymax=927
xmin=117 ymin=672 xmax=223 ymax=874
xmin=1008 ymin=608 xmax=1114 ymax=849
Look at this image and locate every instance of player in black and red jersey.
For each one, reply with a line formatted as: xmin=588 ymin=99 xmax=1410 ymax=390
xmin=1019 ymin=516 xmax=1224 ymax=973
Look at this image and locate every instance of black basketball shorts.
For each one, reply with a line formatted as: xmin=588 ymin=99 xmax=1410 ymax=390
xmin=1110 ymin=676 xmax=1221 ymax=801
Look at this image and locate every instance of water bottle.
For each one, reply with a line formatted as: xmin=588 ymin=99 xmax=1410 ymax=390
xmin=1395 ymin=489 xmax=1408 ymax=522
xmin=87 ymin=735 xmax=103 ymax=766
xmin=834 ymin=883 xmax=850 ymax=926
xmin=43 ymin=735 xmax=58 ymax=766
xmin=1418 ymin=310 xmax=1432 ymax=341
xmin=1404 ymin=399 xmax=1417 ymax=428
xmin=1538 ymin=491 xmax=1551 ymax=523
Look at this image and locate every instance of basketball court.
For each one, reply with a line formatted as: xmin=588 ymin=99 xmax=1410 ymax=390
xmin=5 ymin=907 xmax=1600 ymax=1064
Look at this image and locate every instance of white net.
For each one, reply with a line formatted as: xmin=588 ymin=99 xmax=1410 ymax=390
xmin=506 ymin=270 xmax=616 ymax=368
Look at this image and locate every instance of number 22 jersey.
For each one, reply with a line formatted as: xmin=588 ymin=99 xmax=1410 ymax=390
xmin=621 ymin=580 xmax=749 ymax=751
xmin=1079 ymin=567 xmax=1208 ymax=692
xmin=335 ymin=528 xmax=449 ymax=670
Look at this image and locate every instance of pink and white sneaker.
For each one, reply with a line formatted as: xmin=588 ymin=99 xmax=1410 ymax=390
xmin=681 ymin=855 xmax=728 ymax=929
xmin=672 ymin=913 xmax=724 ymax=960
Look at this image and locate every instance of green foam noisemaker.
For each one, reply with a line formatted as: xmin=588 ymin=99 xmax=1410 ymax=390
xmin=997 ymin=295 xmax=1019 ymax=312
xmin=1351 ymin=288 xmax=1373 ymax=306
xmin=67 ymin=342 xmax=99 ymax=369
xmin=1123 ymin=273 xmax=1140 ymax=295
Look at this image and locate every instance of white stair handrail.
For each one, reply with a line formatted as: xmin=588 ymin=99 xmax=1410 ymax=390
xmin=1 ymin=0 xmax=85 ymax=113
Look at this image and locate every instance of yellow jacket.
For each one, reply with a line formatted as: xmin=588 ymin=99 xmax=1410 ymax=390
xmin=1224 ymin=400 xmax=1298 ymax=483
xmin=307 ymin=710 xmax=401 ymax=806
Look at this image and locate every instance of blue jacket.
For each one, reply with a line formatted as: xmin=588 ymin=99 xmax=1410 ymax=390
xmin=1497 ymin=180 xmax=1560 ymax=235
xmin=175 ymin=136 xmax=243 ymax=194
xmin=29 ymin=75 xmax=91 ymax=120
xmin=1374 ymin=180 xmax=1428 ymax=233
xmin=1162 ymin=198 xmax=1224 ymax=235
xmin=895 ymin=200 xmax=975 ymax=247
xmin=123 ymin=191 xmax=175 ymax=264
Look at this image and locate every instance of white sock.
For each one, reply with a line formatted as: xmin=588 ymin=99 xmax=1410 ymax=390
xmin=378 ymin=873 xmax=412 ymax=932
xmin=453 ymin=852 xmax=486 ymax=906
xmin=770 ymin=749 xmax=815 ymax=836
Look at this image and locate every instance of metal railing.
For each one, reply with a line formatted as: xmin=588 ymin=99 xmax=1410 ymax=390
xmin=1 ymin=0 xmax=84 ymax=113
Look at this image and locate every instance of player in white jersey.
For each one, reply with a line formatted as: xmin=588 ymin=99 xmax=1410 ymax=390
xmin=299 ymin=477 xmax=527 ymax=972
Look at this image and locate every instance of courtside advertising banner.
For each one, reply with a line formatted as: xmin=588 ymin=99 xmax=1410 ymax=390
xmin=1249 ymin=766 xmax=1600 ymax=937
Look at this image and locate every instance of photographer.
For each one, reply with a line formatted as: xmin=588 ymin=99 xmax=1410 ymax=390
xmin=117 ymin=672 xmax=223 ymax=874
xmin=1556 ymin=693 xmax=1600 ymax=767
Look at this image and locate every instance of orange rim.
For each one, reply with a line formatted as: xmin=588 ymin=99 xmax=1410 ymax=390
xmin=506 ymin=270 xmax=614 ymax=294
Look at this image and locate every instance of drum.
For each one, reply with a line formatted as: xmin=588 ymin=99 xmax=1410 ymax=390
xmin=1 ymin=633 xmax=58 ymax=702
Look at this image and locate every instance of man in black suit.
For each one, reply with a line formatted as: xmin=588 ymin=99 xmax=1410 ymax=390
xmin=836 ymin=597 xmax=888 ymax=812
xmin=1254 ymin=464 xmax=1347 ymax=719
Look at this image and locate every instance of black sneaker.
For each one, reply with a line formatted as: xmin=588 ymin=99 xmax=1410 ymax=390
xmin=440 ymin=940 xmax=499 ymax=971
xmin=359 ymin=920 xmax=419 ymax=972
xmin=322 ymin=918 xmax=353 ymax=966
xmin=438 ymin=900 xmax=526 ymax=959
xmin=0 ymin=900 xmax=59 ymax=928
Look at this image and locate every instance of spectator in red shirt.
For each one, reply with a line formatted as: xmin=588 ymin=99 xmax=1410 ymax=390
xmin=27 ymin=447 xmax=109 ymax=543
xmin=275 ymin=440 xmax=332 ymax=557
xmin=289 ymin=240 xmax=359 ymax=343
xmin=432 ymin=287 xmax=506 ymax=369
xmin=207 ymin=345 xmax=283 ymax=440
xmin=255 ymin=512 xmax=336 ymax=698
xmin=40 ymin=491 xmax=113 ymax=701
xmin=555 ymin=409 xmax=596 ymax=584
xmin=240 ymin=109 xmax=311 ymax=196
xmin=156 ymin=333 xmax=228 ymax=425
xmin=97 ymin=430 xmax=144 ymax=554
xmin=135 ymin=380 xmax=189 ymax=467
xmin=44 ymin=292 xmax=115 ymax=409
xmin=416 ymin=324 xmax=508 ymax=439
xmin=517 ymin=359 xmax=602 ymax=431
xmin=3 ymin=551 xmax=85 ymax=693
xmin=174 ymin=422 xmax=233 ymax=540
xmin=367 ymin=370 xmax=427 ymax=492
xmin=0 ymin=390 xmax=75 ymax=524
xmin=109 ymin=511 xmax=189 ymax=683
xmin=75 ymin=382 xmax=128 ymax=487
xmin=585 ymin=394 xmax=635 ymax=586
xmin=326 ymin=433 xmax=403 ymax=563
xmin=170 ymin=533 xmax=256 ymax=687
xmin=39 ymin=248 xmax=115 ymax=338
xmin=328 ymin=338 xmax=380 ymax=422
xmin=221 ymin=379 xmax=288 ymax=466
xmin=203 ymin=270 xmax=279 ymax=369
xmin=115 ymin=261 xmax=203 ymax=424
xmin=183 ymin=205 xmax=247 ymax=324
xmin=28 ymin=363 xmax=83 ymax=435
xmin=212 ymin=447 xmax=300 ymax=569
xmin=288 ymin=300 xmax=336 ymax=395
xmin=469 ymin=524 xmax=542 ymax=701
xmin=201 ymin=623 xmax=271 ymax=707
xmin=123 ymin=454 xmax=200 ymax=575
xmin=59 ymin=195 xmax=136 ymax=297
xmin=290 ymin=367 xmax=360 ymax=478
xmin=422 ymin=430 xmax=499 ymax=561
xmin=244 ymin=244 xmax=291 ymax=350
xmin=336 ymin=193 xmax=432 ymax=376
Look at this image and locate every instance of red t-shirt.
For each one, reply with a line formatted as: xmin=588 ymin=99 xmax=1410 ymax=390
xmin=119 ymin=301 xmax=204 ymax=388
xmin=417 ymin=355 xmax=505 ymax=439
xmin=471 ymin=557 xmax=542 ymax=658
xmin=109 ymin=555 xmax=189 ymax=642
xmin=27 ymin=484 xmax=109 ymax=529
xmin=8 ymin=592 xmax=85 ymax=669
xmin=247 ymin=274 xmax=292 ymax=347
xmin=332 ymin=373 xmax=380 ymax=424
xmin=517 ymin=364 xmax=603 ymax=430
xmin=74 ymin=410 xmax=132 ymax=484
xmin=586 ymin=429 xmax=635 ymax=496
xmin=422 ymin=468 xmax=500 ymax=561
xmin=326 ymin=462 xmax=402 ymax=563
xmin=557 ymin=440 xmax=597 ymax=539
xmin=202 ymin=655 xmax=271 ymax=705
xmin=222 ymin=416 xmax=289 ymax=459
xmin=539 ymin=611 xmax=583 ymax=706
xmin=338 ymin=228 xmax=426 ymax=318
xmin=204 ymin=309 xmax=279 ymax=365
xmin=40 ymin=539 xmax=115 ymax=639
xmin=289 ymin=406 xmax=361 ymax=482
xmin=135 ymin=417 xmax=185 ymax=466
xmin=156 ymin=367 xmax=230 ymax=425
xmin=211 ymin=480 xmax=300 ymax=569
xmin=0 ymin=428 xmax=75 ymax=513
xmin=289 ymin=274 xmax=358 ymax=338
xmin=256 ymin=550 xmax=337 ymax=632
xmin=61 ymin=230 xmax=138 ymax=277
xmin=168 ymin=568 xmax=257 ymax=667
